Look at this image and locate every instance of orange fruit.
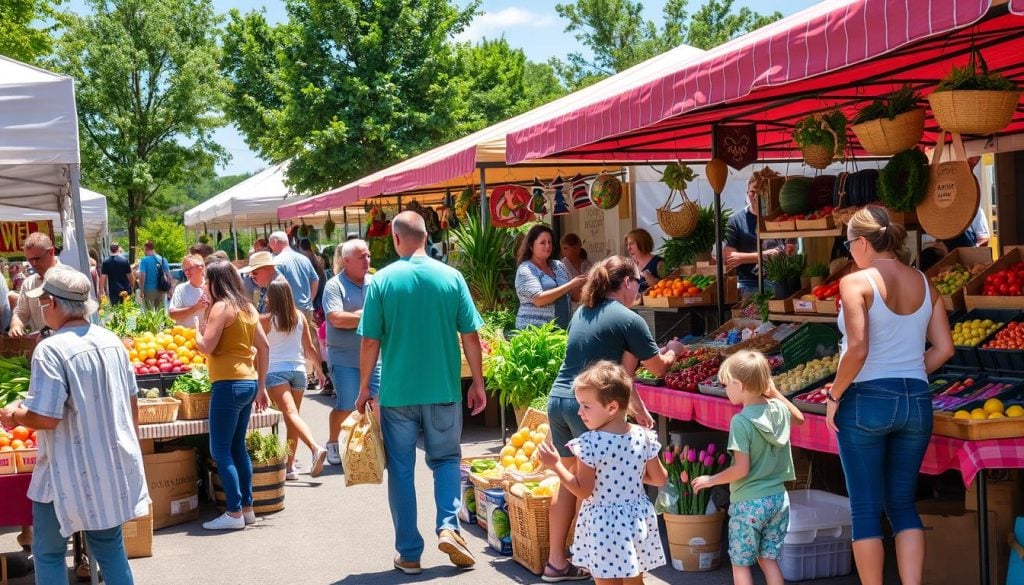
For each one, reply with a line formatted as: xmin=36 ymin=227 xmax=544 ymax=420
xmin=11 ymin=426 xmax=30 ymax=442
xmin=0 ymin=437 xmax=9 ymax=448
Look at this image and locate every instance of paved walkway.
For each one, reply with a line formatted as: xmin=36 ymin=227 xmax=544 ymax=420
xmin=1 ymin=391 xmax=892 ymax=584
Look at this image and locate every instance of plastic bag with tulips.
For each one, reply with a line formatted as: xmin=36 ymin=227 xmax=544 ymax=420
xmin=655 ymin=443 xmax=729 ymax=516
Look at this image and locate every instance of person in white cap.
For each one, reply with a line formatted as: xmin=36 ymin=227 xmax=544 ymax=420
xmin=0 ymin=266 xmax=149 ymax=585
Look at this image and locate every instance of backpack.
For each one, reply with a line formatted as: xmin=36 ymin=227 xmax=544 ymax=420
xmin=155 ymin=255 xmax=171 ymax=293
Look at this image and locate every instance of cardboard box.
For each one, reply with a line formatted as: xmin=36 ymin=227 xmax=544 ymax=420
xmin=920 ymin=501 xmax=1001 ymax=585
xmin=926 ymin=247 xmax=995 ymax=312
xmin=964 ymin=246 xmax=1024 ymax=311
xmin=122 ymin=505 xmax=154 ymax=559
xmin=143 ymin=448 xmax=199 ymax=530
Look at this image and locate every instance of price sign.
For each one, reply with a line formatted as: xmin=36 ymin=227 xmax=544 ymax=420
xmin=781 ymin=323 xmax=840 ymax=370
xmin=0 ymin=221 xmax=53 ymax=254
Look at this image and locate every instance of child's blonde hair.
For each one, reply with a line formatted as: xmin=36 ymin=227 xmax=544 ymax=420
xmin=574 ymin=360 xmax=632 ymax=410
xmin=718 ymin=350 xmax=772 ymax=396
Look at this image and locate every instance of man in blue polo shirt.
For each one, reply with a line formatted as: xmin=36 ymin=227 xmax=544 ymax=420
xmin=268 ymin=231 xmax=319 ymax=324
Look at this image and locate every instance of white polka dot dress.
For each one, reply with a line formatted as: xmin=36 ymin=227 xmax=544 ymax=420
xmin=567 ymin=425 xmax=666 ymax=579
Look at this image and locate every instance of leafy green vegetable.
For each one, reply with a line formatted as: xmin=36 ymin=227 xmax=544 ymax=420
xmin=485 ymin=322 xmax=567 ymax=410
xmin=170 ymin=367 xmax=210 ymax=394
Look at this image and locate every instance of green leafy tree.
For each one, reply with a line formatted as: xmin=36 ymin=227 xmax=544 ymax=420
xmin=555 ymin=0 xmax=781 ymax=89
xmin=221 ymin=0 xmax=480 ymax=196
xmin=136 ymin=215 xmax=187 ymax=265
xmin=52 ymin=0 xmax=227 ymax=261
xmin=0 ymin=0 xmax=63 ymax=64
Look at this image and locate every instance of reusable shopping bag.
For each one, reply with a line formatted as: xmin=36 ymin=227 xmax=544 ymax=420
xmin=338 ymin=407 xmax=386 ymax=487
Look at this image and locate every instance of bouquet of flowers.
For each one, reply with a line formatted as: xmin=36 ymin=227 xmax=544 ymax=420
xmin=656 ymin=442 xmax=730 ymax=515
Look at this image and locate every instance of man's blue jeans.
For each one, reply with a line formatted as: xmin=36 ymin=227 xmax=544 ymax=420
xmin=33 ymin=501 xmax=134 ymax=585
xmin=210 ymin=380 xmax=257 ymax=513
xmin=379 ymin=402 xmax=463 ymax=561
xmin=835 ymin=377 xmax=932 ymax=541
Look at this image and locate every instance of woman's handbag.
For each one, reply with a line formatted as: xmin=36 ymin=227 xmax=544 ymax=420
xmin=917 ymin=131 xmax=979 ymax=240
xmin=338 ymin=406 xmax=387 ymax=487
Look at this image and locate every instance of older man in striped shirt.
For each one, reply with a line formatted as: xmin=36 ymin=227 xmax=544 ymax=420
xmin=1 ymin=267 xmax=149 ymax=585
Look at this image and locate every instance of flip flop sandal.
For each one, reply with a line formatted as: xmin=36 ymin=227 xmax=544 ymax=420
xmin=541 ymin=561 xmax=591 ymax=582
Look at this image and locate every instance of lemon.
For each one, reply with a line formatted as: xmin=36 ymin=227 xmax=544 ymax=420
xmin=1007 ymin=405 xmax=1024 ymax=418
xmin=501 ymin=455 xmax=516 ymax=468
xmin=500 ymin=445 xmax=516 ymax=457
xmin=984 ymin=398 xmax=1005 ymax=415
xmin=518 ymin=461 xmax=534 ymax=474
xmin=971 ymin=409 xmax=988 ymax=420
xmin=536 ymin=423 xmax=550 ymax=434
xmin=522 ymin=441 xmax=536 ymax=457
xmin=514 ymin=453 xmax=529 ymax=466
xmin=953 ymin=410 xmax=971 ymax=420
xmin=510 ymin=432 xmax=526 ymax=448
xmin=988 ymin=412 xmax=1005 ymax=419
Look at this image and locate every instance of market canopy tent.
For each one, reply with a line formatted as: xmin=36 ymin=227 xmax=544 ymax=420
xmin=277 ymin=43 xmax=706 ymax=221
xmin=507 ymin=0 xmax=1024 ymax=163
xmin=184 ymin=160 xmax=320 ymax=230
xmin=0 ymin=56 xmax=90 ymax=272
xmin=0 ymin=187 xmax=108 ymax=243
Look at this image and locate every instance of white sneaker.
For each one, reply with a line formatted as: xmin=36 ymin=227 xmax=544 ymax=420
xmin=310 ymin=447 xmax=328 ymax=478
xmin=285 ymin=468 xmax=299 ymax=481
xmin=326 ymin=442 xmax=341 ymax=465
xmin=243 ymin=510 xmax=258 ymax=525
xmin=203 ymin=513 xmax=245 ymax=531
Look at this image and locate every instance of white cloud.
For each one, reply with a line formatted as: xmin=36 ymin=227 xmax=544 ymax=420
xmin=457 ymin=7 xmax=557 ymax=42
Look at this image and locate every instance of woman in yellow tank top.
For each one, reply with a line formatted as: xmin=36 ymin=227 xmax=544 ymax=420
xmin=194 ymin=261 xmax=270 ymax=531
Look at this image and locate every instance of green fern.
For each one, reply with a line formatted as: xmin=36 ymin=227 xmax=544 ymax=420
xmin=660 ymin=204 xmax=733 ymax=270
xmin=854 ymin=85 xmax=922 ymax=124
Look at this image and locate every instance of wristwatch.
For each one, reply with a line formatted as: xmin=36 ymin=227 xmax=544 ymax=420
xmin=825 ymin=389 xmax=842 ymax=403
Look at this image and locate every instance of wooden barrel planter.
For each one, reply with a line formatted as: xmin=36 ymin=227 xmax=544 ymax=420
xmin=209 ymin=456 xmax=286 ymax=514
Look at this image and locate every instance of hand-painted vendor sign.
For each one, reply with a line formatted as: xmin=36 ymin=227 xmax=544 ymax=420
xmin=0 ymin=221 xmax=53 ymax=253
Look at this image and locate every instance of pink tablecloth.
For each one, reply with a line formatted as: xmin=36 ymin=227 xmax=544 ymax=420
xmin=0 ymin=473 xmax=33 ymax=526
xmin=635 ymin=383 xmax=1024 ymax=487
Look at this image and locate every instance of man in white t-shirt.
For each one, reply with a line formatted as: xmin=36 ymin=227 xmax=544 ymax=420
xmin=168 ymin=254 xmax=208 ymax=326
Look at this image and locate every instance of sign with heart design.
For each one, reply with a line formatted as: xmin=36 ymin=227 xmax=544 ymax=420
xmin=713 ymin=124 xmax=758 ymax=170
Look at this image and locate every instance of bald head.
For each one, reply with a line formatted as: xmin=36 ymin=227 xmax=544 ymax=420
xmin=391 ymin=211 xmax=428 ymax=257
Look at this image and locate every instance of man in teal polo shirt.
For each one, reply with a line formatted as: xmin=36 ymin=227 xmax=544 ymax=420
xmin=357 ymin=211 xmax=486 ymax=575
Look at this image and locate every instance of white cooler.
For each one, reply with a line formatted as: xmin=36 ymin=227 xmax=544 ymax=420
xmin=779 ymin=489 xmax=853 ymax=581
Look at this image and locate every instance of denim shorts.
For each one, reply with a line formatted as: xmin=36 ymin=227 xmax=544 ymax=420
xmin=835 ymin=377 xmax=931 ymax=540
xmin=266 ymin=369 xmax=307 ymax=391
xmin=728 ymin=492 xmax=789 ymax=566
xmin=330 ymin=363 xmax=379 ymax=411
xmin=547 ymin=396 xmax=588 ymax=458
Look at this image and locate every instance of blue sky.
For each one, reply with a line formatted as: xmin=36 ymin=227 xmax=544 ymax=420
xmin=69 ymin=0 xmax=823 ymax=175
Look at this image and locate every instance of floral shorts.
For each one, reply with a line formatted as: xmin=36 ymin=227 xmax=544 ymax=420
xmin=727 ymin=492 xmax=789 ymax=566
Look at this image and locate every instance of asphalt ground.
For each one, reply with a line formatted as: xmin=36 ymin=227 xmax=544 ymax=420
xmin=1 ymin=391 xmax=899 ymax=584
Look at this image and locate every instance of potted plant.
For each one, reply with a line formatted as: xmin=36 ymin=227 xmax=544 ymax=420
xmin=878 ymin=147 xmax=929 ymax=216
xmin=484 ymin=322 xmax=567 ymax=425
xmin=928 ymin=49 xmax=1020 ymax=135
xmin=762 ymin=253 xmax=806 ymax=300
xmin=656 ymin=443 xmax=730 ymax=572
xmin=851 ymin=85 xmax=925 ymax=155
xmin=657 ymin=162 xmax=700 ymax=238
xmin=793 ymin=110 xmax=847 ymax=169
xmin=450 ymin=215 xmax=518 ymax=313
xmin=210 ymin=431 xmax=290 ymax=514
xmin=660 ymin=204 xmax=733 ymax=271
xmin=803 ymin=263 xmax=830 ymax=289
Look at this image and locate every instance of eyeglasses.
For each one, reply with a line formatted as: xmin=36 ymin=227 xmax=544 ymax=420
xmin=842 ymin=236 xmax=861 ymax=252
xmin=184 ymin=265 xmax=203 ymax=274
xmin=25 ymin=248 xmax=53 ymax=264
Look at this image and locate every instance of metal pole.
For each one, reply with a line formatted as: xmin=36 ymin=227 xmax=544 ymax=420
xmin=230 ymin=217 xmax=238 ymax=261
xmin=711 ymin=126 xmax=726 ymax=325
xmin=343 ymin=207 xmax=349 ymax=241
xmin=977 ymin=473 xmax=990 ymax=585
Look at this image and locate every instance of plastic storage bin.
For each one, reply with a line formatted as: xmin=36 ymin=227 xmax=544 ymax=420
xmin=779 ymin=490 xmax=853 ymax=581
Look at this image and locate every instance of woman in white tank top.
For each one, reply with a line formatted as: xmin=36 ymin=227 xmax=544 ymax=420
xmin=261 ymin=280 xmax=328 ymax=480
xmin=826 ymin=206 xmax=954 ymax=585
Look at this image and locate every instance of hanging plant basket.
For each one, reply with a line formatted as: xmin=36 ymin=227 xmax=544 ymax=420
xmin=851 ymin=108 xmax=926 ymax=156
xmin=793 ymin=111 xmax=847 ymax=170
xmin=323 ymin=212 xmax=336 ymax=240
xmin=657 ymin=190 xmax=699 ymax=238
xmin=928 ymin=90 xmax=1020 ymax=135
xmin=800 ymin=144 xmax=835 ymax=170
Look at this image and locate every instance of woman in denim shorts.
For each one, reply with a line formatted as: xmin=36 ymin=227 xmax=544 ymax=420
xmin=541 ymin=256 xmax=685 ymax=583
xmin=261 ymin=280 xmax=329 ymax=480
xmin=825 ymin=206 xmax=954 ymax=585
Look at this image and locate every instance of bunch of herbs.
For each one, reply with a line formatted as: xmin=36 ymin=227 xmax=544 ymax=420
xmin=484 ymin=321 xmax=567 ymax=410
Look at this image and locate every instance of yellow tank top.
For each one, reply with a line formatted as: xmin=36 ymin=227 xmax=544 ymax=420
xmin=207 ymin=308 xmax=258 ymax=381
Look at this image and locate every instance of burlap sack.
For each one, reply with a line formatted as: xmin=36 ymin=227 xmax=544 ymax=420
xmin=339 ymin=407 xmax=387 ymax=487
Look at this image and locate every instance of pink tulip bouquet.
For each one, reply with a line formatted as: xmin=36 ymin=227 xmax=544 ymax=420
xmin=660 ymin=442 xmax=730 ymax=515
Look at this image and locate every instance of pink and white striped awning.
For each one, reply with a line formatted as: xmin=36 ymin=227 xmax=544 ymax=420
xmin=507 ymin=0 xmax=1024 ymax=163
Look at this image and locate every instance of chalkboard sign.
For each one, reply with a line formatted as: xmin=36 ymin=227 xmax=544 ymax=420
xmin=781 ymin=323 xmax=841 ymax=370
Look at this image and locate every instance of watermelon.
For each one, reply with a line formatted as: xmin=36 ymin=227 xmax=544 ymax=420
xmin=779 ymin=177 xmax=813 ymax=214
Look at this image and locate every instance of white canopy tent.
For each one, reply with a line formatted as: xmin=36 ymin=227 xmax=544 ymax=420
xmin=0 ymin=56 xmax=90 ymax=273
xmin=0 ymin=187 xmax=108 ymax=244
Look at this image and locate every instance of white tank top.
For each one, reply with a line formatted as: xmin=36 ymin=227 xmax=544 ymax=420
xmin=838 ymin=270 xmax=931 ymax=383
xmin=267 ymin=314 xmax=306 ymax=373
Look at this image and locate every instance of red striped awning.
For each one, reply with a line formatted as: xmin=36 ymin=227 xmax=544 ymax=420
xmin=507 ymin=0 xmax=1024 ymax=163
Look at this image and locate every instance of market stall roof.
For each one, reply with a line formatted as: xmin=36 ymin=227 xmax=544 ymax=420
xmin=185 ymin=161 xmax=317 ymax=229
xmin=276 ymin=43 xmax=706 ymax=221
xmin=0 ymin=187 xmax=108 ymax=242
xmin=507 ymin=0 xmax=1024 ymax=163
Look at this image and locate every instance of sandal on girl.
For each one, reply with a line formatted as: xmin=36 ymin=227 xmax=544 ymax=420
xmin=541 ymin=561 xmax=591 ymax=582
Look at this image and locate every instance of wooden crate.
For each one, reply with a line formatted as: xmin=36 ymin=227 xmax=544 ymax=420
xmin=795 ymin=214 xmax=837 ymax=231
xmin=926 ymin=247 xmax=995 ymax=312
xmin=15 ymin=449 xmax=37 ymax=474
xmin=0 ymin=449 xmax=16 ymax=475
xmin=0 ymin=336 xmax=36 ymax=359
xmin=761 ymin=212 xmax=796 ymax=232
xmin=642 ymin=294 xmax=687 ymax=308
xmin=932 ymin=412 xmax=1024 ymax=441
xmin=964 ymin=247 xmax=1024 ymax=311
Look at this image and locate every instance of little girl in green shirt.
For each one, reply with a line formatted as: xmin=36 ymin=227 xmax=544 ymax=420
xmin=692 ymin=350 xmax=805 ymax=585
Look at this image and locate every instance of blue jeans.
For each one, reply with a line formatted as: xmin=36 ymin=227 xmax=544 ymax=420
xmin=379 ymin=402 xmax=463 ymax=561
xmin=210 ymin=379 xmax=257 ymax=513
xmin=327 ymin=352 xmax=380 ymax=412
xmin=547 ymin=396 xmax=587 ymax=458
xmin=835 ymin=378 xmax=932 ymax=541
xmin=32 ymin=501 xmax=134 ymax=585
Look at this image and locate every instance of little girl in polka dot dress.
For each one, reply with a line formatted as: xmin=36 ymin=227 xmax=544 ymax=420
xmin=538 ymin=360 xmax=667 ymax=584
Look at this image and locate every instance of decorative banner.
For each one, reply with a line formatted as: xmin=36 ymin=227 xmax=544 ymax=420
xmin=589 ymin=173 xmax=623 ymax=209
xmin=571 ymin=173 xmax=592 ymax=210
xmin=529 ymin=178 xmax=548 ymax=215
xmin=489 ymin=184 xmax=532 ymax=228
xmin=713 ymin=124 xmax=758 ymax=170
xmin=551 ymin=176 xmax=570 ymax=216
xmin=0 ymin=220 xmax=53 ymax=254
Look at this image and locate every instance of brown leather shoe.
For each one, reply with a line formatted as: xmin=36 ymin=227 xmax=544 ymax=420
xmin=393 ymin=556 xmax=422 ymax=575
xmin=437 ymin=529 xmax=475 ymax=569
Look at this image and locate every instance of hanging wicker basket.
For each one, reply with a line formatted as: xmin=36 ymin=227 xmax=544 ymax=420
xmin=657 ymin=189 xmax=699 ymax=238
xmin=851 ymin=108 xmax=926 ymax=156
xmin=801 ymin=144 xmax=835 ymax=169
xmin=927 ymin=90 xmax=1021 ymax=135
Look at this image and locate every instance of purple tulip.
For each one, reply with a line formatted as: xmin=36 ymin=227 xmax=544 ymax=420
xmin=664 ymin=451 xmax=676 ymax=465
xmin=718 ymin=453 xmax=727 ymax=466
xmin=698 ymin=449 xmax=706 ymax=462
xmin=703 ymin=455 xmax=713 ymax=468
xmin=681 ymin=445 xmax=689 ymax=459
xmin=686 ymin=449 xmax=697 ymax=463
xmin=707 ymin=443 xmax=716 ymax=455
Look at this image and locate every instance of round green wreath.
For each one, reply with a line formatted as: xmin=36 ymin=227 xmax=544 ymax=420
xmin=878 ymin=147 xmax=929 ymax=212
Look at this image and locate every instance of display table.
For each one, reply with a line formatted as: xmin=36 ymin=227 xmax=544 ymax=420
xmin=0 ymin=473 xmax=32 ymax=527
xmin=137 ymin=409 xmax=283 ymax=440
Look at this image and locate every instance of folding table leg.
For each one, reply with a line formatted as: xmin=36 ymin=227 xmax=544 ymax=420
xmin=977 ymin=472 xmax=990 ymax=585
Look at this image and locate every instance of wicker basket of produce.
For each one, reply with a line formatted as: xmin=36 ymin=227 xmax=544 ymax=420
xmin=137 ymin=397 xmax=180 ymax=425
xmin=505 ymin=479 xmax=575 ymax=575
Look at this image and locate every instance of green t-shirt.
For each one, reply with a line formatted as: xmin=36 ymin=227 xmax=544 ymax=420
xmin=727 ymin=399 xmax=795 ymax=503
xmin=358 ymin=255 xmax=483 ymax=407
xmin=549 ymin=299 xmax=660 ymax=399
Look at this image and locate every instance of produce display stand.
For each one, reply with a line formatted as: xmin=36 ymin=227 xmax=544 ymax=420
xmin=137 ymin=408 xmax=283 ymax=441
xmin=0 ymin=473 xmax=32 ymax=527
